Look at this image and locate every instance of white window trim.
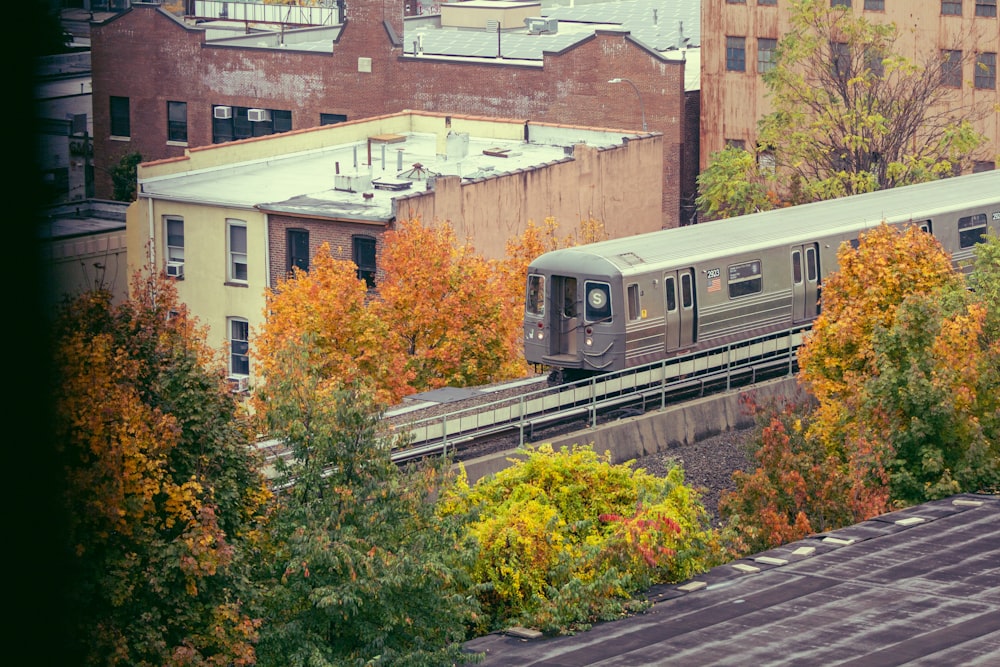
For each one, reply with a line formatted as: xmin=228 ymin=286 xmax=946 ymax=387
xmin=227 ymin=219 xmax=248 ymax=283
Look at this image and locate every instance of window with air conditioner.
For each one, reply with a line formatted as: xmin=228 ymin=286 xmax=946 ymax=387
xmin=248 ymin=108 xmax=271 ymax=122
xmin=213 ymin=105 xmax=232 ymax=119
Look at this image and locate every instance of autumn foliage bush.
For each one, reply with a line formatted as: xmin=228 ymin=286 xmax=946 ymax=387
xmin=438 ymin=444 xmax=723 ymax=634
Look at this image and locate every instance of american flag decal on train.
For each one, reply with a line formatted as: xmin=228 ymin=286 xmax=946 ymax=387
xmin=707 ymin=268 xmax=722 ymax=293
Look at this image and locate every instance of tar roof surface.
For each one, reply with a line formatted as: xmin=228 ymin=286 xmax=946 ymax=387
xmin=530 ymin=170 xmax=1000 ymax=274
xmin=463 ymin=493 xmax=1000 ymax=666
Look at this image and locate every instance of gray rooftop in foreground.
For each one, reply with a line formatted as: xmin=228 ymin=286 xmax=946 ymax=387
xmin=40 ymin=200 xmax=128 ymax=241
xmin=139 ymin=128 xmax=631 ymax=221
xmin=463 ymin=493 xmax=1000 ymax=666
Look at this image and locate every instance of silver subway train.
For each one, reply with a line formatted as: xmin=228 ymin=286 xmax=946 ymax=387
xmin=523 ymin=170 xmax=1000 ymax=378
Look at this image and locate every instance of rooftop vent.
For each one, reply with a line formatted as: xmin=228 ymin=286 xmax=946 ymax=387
xmin=334 ymin=173 xmax=372 ymax=193
xmin=524 ymin=17 xmax=557 ymax=34
xmin=372 ymin=177 xmax=413 ymax=191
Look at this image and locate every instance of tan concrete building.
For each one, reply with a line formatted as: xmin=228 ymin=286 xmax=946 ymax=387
xmin=126 ymin=110 xmax=662 ymax=386
xmin=701 ymin=0 xmax=999 ymax=172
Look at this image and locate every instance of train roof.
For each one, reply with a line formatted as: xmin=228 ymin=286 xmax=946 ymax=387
xmin=530 ymin=170 xmax=1000 ymax=275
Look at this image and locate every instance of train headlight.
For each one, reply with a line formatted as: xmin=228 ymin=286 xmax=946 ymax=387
xmin=585 ymin=336 xmax=593 ymax=347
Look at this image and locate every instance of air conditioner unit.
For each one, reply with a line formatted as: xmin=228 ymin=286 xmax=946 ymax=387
xmin=248 ymin=108 xmax=271 ymax=122
xmin=213 ymin=105 xmax=233 ymax=119
xmin=227 ymin=375 xmax=249 ymax=393
xmin=166 ymin=261 xmax=185 ymax=278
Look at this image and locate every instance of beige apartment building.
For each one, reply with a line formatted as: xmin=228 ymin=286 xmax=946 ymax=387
xmin=701 ymin=0 xmax=999 ymax=172
xmin=126 ymin=111 xmax=662 ymax=387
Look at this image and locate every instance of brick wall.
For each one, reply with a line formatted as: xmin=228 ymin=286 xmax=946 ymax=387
xmin=267 ymin=215 xmax=387 ymax=288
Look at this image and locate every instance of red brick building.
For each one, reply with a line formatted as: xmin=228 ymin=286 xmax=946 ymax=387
xmin=90 ymin=0 xmax=701 ymax=227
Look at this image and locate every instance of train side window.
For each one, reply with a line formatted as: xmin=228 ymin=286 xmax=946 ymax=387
xmin=627 ymin=284 xmax=640 ymax=320
xmin=958 ymin=214 xmax=987 ymax=248
xmin=919 ymin=220 xmax=933 ymax=235
xmin=681 ymin=273 xmax=693 ymax=309
xmin=585 ymin=281 xmax=611 ymax=322
xmin=665 ymin=276 xmax=677 ymax=312
xmin=806 ymin=247 xmax=818 ymax=282
xmin=792 ymin=250 xmax=802 ymax=284
xmin=728 ymin=260 xmax=762 ymax=298
xmin=849 ymin=238 xmax=860 ymax=249
xmin=526 ymin=275 xmax=544 ymax=315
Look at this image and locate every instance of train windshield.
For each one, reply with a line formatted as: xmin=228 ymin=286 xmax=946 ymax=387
xmin=526 ymin=275 xmax=545 ymax=315
xmin=585 ymin=281 xmax=612 ymax=322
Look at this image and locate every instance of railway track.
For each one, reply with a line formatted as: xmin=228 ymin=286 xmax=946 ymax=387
xmin=387 ymin=325 xmax=807 ymax=464
xmin=255 ymin=326 xmax=807 ymax=478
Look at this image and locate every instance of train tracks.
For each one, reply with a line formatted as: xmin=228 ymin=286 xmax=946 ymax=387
xmin=255 ymin=326 xmax=807 ymax=478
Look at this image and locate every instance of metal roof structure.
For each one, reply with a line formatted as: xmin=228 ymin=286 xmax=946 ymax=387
xmin=463 ymin=493 xmax=1000 ymax=666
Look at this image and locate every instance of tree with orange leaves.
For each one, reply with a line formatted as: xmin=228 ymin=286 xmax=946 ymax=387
xmin=52 ymin=272 xmax=269 ymax=666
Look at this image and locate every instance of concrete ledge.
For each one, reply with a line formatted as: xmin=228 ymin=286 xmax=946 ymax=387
xmin=459 ymin=376 xmax=804 ymax=484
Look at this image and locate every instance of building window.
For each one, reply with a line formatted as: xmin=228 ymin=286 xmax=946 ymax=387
xmin=287 ymin=229 xmax=309 ymax=273
xmin=165 ymin=216 xmax=184 ymax=263
xmin=110 ymin=96 xmax=130 ymax=138
xmin=726 ymin=36 xmax=747 ymax=72
xmin=728 ymin=260 xmax=763 ymax=299
xmin=353 ymin=235 xmax=377 ymax=288
xmin=726 ymin=0 xmax=746 ymax=3
xmin=758 ymin=148 xmax=776 ymax=174
xmin=321 ymin=113 xmax=348 ymax=125
xmin=167 ymin=101 xmax=187 ymax=143
xmin=726 ymin=139 xmax=747 ymax=150
xmin=973 ymin=161 xmax=995 ymax=172
xmin=758 ymin=0 xmax=776 ymax=5
xmin=975 ymin=52 xmax=997 ymax=89
xmin=864 ymin=0 xmax=885 ymax=9
xmin=976 ymin=0 xmax=997 ymax=17
xmin=942 ymin=1 xmax=963 ymax=15
xmin=942 ymin=50 xmax=963 ymax=87
xmin=229 ymin=318 xmax=250 ymax=376
xmin=831 ymin=41 xmax=851 ymax=79
xmin=212 ymin=106 xmax=292 ymax=144
xmin=757 ymin=38 xmax=778 ymax=73
xmin=865 ymin=48 xmax=885 ymax=77
xmin=831 ymin=0 xmax=851 ymax=7
xmin=228 ymin=220 xmax=248 ymax=282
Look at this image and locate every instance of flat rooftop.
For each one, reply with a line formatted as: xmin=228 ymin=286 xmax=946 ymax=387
xmin=138 ymin=123 xmax=634 ymax=222
xmin=464 ymin=493 xmax=1000 ymax=665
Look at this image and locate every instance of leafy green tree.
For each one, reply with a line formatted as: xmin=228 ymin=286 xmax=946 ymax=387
xmin=53 ymin=273 xmax=269 ymax=666
xmin=439 ymin=444 xmax=722 ymax=635
xmin=696 ymin=145 xmax=778 ymax=220
xmin=254 ymin=342 xmax=481 ymax=666
xmin=699 ymin=0 xmax=988 ymax=212
xmin=111 ymin=151 xmax=143 ymax=202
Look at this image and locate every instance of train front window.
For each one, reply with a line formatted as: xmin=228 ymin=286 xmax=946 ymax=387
xmin=958 ymin=214 xmax=987 ymax=248
xmin=526 ymin=275 xmax=544 ymax=315
xmin=728 ymin=260 xmax=763 ymax=298
xmin=585 ymin=282 xmax=612 ymax=322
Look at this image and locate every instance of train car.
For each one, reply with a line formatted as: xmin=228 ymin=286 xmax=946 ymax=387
xmin=523 ymin=170 xmax=1000 ymax=378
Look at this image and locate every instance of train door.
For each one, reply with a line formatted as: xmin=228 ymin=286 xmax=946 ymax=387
xmin=549 ymin=276 xmax=578 ymax=357
xmin=663 ymin=269 xmax=696 ymax=352
xmin=791 ymin=243 xmax=820 ymax=323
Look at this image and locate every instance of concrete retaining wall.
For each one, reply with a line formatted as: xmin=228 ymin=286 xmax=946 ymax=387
xmin=459 ymin=376 xmax=807 ymax=484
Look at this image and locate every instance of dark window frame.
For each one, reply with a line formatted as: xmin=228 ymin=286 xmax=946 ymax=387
xmin=229 ymin=318 xmax=250 ymax=376
xmin=287 ymin=228 xmax=310 ymax=273
xmin=864 ymin=0 xmax=885 ymax=9
xmin=228 ymin=220 xmax=248 ymax=283
xmin=726 ymin=36 xmax=747 ymax=72
xmin=110 ymin=96 xmax=130 ymax=138
xmin=353 ymin=235 xmax=377 ymax=288
xmin=974 ymin=52 xmax=997 ymax=89
xmin=942 ymin=0 xmax=963 ymax=15
xmin=165 ymin=216 xmax=184 ymax=263
xmin=757 ymin=37 xmax=778 ymax=73
xmin=976 ymin=0 xmax=997 ymax=17
xmin=167 ymin=100 xmax=187 ymax=143
xmin=584 ymin=281 xmax=612 ymax=323
xmin=942 ymin=49 xmax=963 ymax=87
xmin=526 ymin=275 xmax=545 ymax=315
